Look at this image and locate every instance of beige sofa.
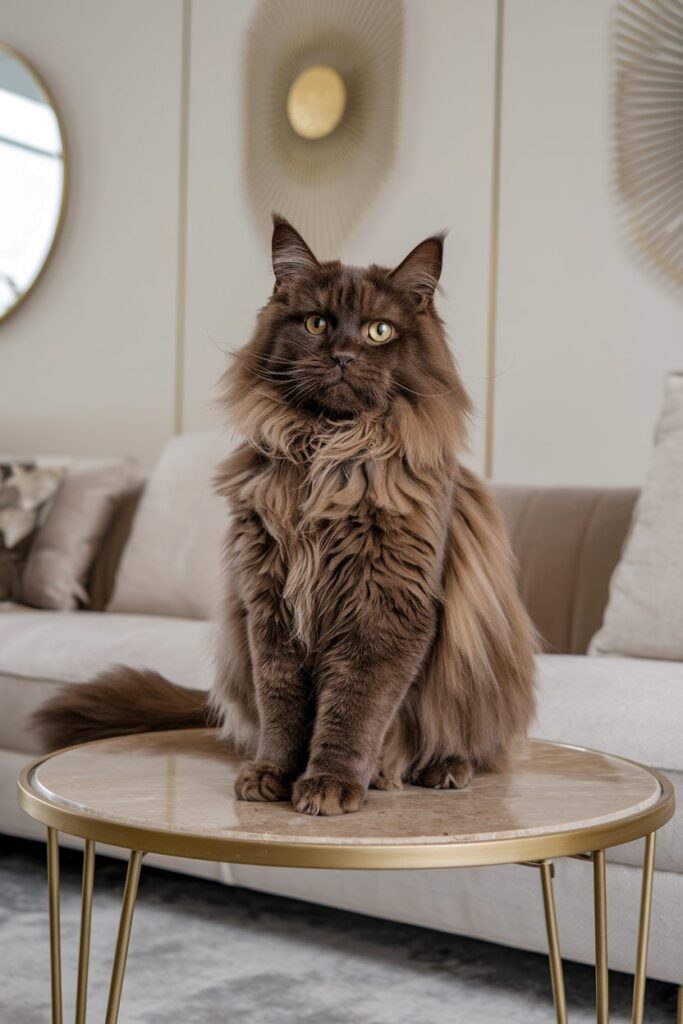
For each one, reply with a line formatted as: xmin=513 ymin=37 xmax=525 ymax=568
xmin=1 ymin=439 xmax=681 ymax=991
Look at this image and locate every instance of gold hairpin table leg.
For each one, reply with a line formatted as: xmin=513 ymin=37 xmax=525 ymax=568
xmin=677 ymin=986 xmax=683 ymax=1024
xmin=105 ymin=850 xmax=143 ymax=1024
xmin=631 ymin=832 xmax=656 ymax=1024
xmin=539 ymin=861 xmax=568 ymax=1024
xmin=75 ymin=839 xmax=96 ymax=1024
xmin=47 ymin=828 xmax=63 ymax=1024
xmin=593 ymin=849 xmax=609 ymax=1024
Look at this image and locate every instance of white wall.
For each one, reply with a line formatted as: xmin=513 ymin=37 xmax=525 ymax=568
xmin=182 ymin=0 xmax=497 ymax=472
xmin=0 ymin=0 xmax=184 ymax=466
xmin=1 ymin=0 xmax=497 ymax=472
xmin=181 ymin=0 xmax=268 ymax=440
xmin=493 ymin=0 xmax=683 ymax=486
xmin=2 ymin=0 xmax=681 ymax=484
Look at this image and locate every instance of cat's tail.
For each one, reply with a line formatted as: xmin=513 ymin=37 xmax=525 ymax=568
xmin=31 ymin=666 xmax=214 ymax=752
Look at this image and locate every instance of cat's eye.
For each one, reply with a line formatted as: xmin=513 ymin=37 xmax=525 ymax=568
xmin=305 ymin=314 xmax=328 ymax=335
xmin=367 ymin=320 xmax=394 ymax=345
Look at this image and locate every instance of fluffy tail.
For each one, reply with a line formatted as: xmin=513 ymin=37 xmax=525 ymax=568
xmin=32 ymin=666 xmax=214 ymax=752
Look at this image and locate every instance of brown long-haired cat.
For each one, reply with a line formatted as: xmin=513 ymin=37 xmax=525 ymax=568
xmin=35 ymin=216 xmax=536 ymax=816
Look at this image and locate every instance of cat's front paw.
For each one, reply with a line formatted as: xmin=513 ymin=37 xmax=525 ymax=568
xmin=235 ymin=761 xmax=292 ymax=802
xmin=412 ymin=757 xmax=473 ymax=790
xmin=292 ymin=772 xmax=365 ymax=816
xmin=370 ymin=769 xmax=403 ymax=791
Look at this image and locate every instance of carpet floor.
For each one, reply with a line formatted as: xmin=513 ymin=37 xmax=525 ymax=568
xmin=0 ymin=837 xmax=678 ymax=1023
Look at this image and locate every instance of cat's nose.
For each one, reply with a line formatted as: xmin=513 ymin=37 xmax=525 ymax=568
xmin=332 ymin=352 xmax=355 ymax=368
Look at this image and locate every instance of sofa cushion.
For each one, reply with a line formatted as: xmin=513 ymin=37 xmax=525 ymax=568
xmin=108 ymin=432 xmax=232 ymax=620
xmin=533 ymin=653 xmax=682 ymax=872
xmin=20 ymin=458 xmax=137 ymax=610
xmin=3 ymin=633 xmax=680 ymax=869
xmin=0 ymin=608 xmax=213 ymax=754
xmin=590 ymin=372 xmax=683 ymax=660
xmin=0 ymin=463 xmax=64 ymax=601
xmin=534 ymin=653 xmax=683 ymax=771
xmin=493 ymin=484 xmax=637 ymax=655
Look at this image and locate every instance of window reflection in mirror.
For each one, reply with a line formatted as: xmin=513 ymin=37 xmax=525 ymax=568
xmin=0 ymin=46 xmax=66 ymax=323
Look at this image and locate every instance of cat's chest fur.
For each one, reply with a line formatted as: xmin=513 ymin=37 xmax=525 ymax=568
xmin=234 ymin=443 xmax=448 ymax=651
xmin=243 ymin=456 xmax=365 ymax=645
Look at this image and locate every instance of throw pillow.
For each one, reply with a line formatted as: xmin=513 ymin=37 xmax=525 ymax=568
xmin=0 ymin=463 xmax=63 ymax=602
xmin=107 ymin=432 xmax=232 ymax=620
xmin=20 ymin=458 xmax=137 ymax=610
xmin=590 ymin=371 xmax=683 ymax=660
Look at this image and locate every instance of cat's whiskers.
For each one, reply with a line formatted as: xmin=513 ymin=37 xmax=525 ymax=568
xmin=235 ymin=355 xmax=296 ymax=384
xmin=396 ymin=380 xmax=463 ymax=401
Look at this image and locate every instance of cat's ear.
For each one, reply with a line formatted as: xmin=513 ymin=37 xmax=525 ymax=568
xmin=271 ymin=214 xmax=320 ymax=285
xmin=389 ymin=233 xmax=445 ymax=308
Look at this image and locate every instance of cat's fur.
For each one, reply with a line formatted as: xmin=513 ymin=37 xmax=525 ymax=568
xmin=34 ymin=216 xmax=536 ymax=816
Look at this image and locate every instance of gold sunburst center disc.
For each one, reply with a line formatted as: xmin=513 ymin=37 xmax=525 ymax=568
xmin=286 ymin=65 xmax=347 ymax=140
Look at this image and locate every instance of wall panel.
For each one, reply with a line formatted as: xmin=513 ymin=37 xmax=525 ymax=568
xmin=0 ymin=0 xmax=183 ymax=465
xmin=182 ymin=0 xmax=498 ymax=473
xmin=493 ymin=0 xmax=683 ymax=486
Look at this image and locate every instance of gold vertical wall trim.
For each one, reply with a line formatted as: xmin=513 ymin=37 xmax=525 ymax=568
xmin=485 ymin=0 xmax=505 ymax=478
xmin=174 ymin=0 xmax=192 ymax=434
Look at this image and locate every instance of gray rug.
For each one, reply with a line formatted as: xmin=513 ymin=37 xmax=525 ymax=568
xmin=0 ymin=838 xmax=678 ymax=1023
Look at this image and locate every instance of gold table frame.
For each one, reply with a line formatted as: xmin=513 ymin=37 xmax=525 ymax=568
xmin=17 ymin=740 xmax=676 ymax=1024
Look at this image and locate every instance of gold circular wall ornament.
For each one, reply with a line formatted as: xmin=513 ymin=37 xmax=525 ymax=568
xmin=0 ymin=43 xmax=67 ymax=326
xmin=245 ymin=0 xmax=403 ymax=257
xmin=614 ymin=0 xmax=683 ymax=291
xmin=287 ymin=65 xmax=347 ymax=140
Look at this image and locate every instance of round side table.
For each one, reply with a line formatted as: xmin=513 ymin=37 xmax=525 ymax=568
xmin=18 ymin=730 xmax=675 ymax=1024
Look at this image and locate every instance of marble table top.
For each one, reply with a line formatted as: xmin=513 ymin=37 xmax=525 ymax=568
xmin=19 ymin=730 xmax=672 ymax=869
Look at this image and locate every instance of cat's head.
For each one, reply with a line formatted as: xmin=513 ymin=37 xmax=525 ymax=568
xmin=227 ymin=216 xmax=471 ymax=456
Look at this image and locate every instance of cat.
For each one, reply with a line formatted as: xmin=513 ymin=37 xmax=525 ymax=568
xmin=35 ymin=215 xmax=536 ymax=816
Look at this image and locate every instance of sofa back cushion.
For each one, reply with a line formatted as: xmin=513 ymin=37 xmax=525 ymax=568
xmin=107 ymin=432 xmax=232 ymax=620
xmin=493 ymin=484 xmax=637 ymax=655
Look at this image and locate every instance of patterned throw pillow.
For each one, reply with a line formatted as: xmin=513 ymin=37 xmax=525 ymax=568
xmin=0 ymin=463 xmax=63 ymax=602
xmin=20 ymin=458 xmax=136 ymax=610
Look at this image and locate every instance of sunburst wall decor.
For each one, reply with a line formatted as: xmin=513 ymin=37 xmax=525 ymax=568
xmin=615 ymin=0 xmax=683 ymax=289
xmin=245 ymin=0 xmax=404 ymax=258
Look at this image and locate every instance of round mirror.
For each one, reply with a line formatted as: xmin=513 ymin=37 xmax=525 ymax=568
xmin=0 ymin=44 xmax=66 ymax=325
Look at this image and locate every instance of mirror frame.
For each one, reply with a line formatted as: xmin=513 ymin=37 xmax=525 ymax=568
xmin=0 ymin=42 xmax=69 ymax=327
